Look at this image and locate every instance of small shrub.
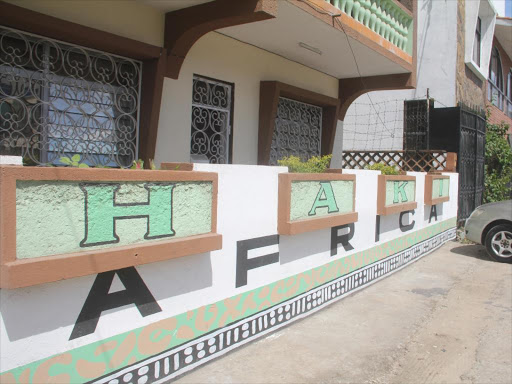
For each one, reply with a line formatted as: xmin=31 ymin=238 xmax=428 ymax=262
xmin=278 ymin=155 xmax=332 ymax=173
xmin=366 ymin=163 xmax=399 ymax=175
xmin=59 ymin=154 xmax=89 ymax=168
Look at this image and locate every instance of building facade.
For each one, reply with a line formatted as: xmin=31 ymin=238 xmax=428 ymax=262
xmin=0 ymin=1 xmax=461 ymax=384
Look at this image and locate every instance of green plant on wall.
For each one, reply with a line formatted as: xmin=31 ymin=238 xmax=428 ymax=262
xmin=59 ymin=154 xmax=90 ymax=168
xmin=484 ymin=120 xmax=512 ymax=203
xmin=366 ymin=163 xmax=399 ymax=175
xmin=278 ymin=155 xmax=332 ymax=173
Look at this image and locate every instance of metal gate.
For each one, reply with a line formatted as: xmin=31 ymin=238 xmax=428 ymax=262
xmin=429 ymin=104 xmax=486 ymax=221
xmin=458 ymin=106 xmax=486 ymax=221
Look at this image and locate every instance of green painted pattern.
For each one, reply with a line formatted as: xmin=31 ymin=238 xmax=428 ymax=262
xmin=385 ymin=180 xmax=416 ymax=206
xmin=290 ymin=180 xmax=354 ymax=221
xmin=1 ymin=217 xmax=456 ymax=384
xmin=432 ymin=179 xmax=450 ymax=199
xmin=16 ymin=181 xmax=212 ymax=259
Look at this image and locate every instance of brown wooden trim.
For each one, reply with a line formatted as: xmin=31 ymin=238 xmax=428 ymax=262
xmin=258 ymin=82 xmax=281 ymax=165
xmin=139 ymin=50 xmax=167 ymax=166
xmin=424 ymin=174 xmax=450 ymax=206
xmin=258 ymin=81 xmax=340 ymax=165
xmin=160 ymin=162 xmax=194 ymax=171
xmin=278 ymin=173 xmax=358 ymax=235
xmin=377 ymin=174 xmax=417 ymax=215
xmin=0 ymin=166 xmax=220 ymax=289
xmin=339 ymin=74 xmax=414 ymax=120
xmin=2 ymin=233 xmax=222 ymax=289
xmin=445 ymin=152 xmax=458 ymax=172
xmin=164 ymin=0 xmax=277 ymax=79
xmin=0 ymin=1 xmax=162 ymax=60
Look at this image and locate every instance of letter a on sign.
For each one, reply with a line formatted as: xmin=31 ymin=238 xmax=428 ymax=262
xmin=393 ymin=181 xmax=409 ymax=204
xmin=309 ymin=182 xmax=339 ymax=216
xmin=80 ymin=183 xmax=175 ymax=247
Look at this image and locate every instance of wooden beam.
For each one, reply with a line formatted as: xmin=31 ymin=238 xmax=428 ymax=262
xmin=338 ymin=73 xmax=414 ymax=120
xmin=139 ymin=50 xmax=167 ymax=166
xmin=164 ymin=0 xmax=277 ymax=79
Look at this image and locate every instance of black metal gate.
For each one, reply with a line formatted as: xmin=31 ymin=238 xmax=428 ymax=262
xmin=429 ymin=104 xmax=486 ymax=221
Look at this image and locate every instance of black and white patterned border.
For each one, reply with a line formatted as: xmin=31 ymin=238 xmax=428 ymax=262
xmin=93 ymin=228 xmax=456 ymax=384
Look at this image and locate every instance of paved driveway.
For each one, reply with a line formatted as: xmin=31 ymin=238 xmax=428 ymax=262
xmin=174 ymin=241 xmax=512 ymax=384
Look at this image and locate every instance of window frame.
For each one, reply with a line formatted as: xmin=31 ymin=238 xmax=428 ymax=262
xmin=0 ymin=2 xmax=164 ymax=166
xmin=0 ymin=36 xmax=142 ymax=167
xmin=473 ymin=17 xmax=481 ymax=67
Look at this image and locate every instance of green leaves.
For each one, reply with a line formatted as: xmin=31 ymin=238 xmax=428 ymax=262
xmin=365 ymin=163 xmax=399 ymax=175
xmin=484 ymin=121 xmax=512 ymax=203
xmin=59 ymin=155 xmax=89 ymax=168
xmin=278 ymin=155 xmax=332 ymax=173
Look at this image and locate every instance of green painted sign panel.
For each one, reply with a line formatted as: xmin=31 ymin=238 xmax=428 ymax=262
xmin=290 ymin=180 xmax=354 ymax=221
xmin=385 ymin=180 xmax=416 ymax=206
xmin=16 ymin=181 xmax=213 ymax=259
xmin=432 ymin=178 xmax=449 ymax=199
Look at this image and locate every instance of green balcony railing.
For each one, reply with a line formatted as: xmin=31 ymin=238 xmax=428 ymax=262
xmin=326 ymin=0 xmax=413 ymax=55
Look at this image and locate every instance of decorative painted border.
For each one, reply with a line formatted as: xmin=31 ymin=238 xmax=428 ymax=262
xmin=377 ymin=174 xmax=417 ymax=215
xmin=424 ymin=174 xmax=450 ymax=206
xmin=92 ymin=227 xmax=456 ymax=384
xmin=0 ymin=166 xmax=221 ymax=289
xmin=278 ymin=173 xmax=358 ymax=235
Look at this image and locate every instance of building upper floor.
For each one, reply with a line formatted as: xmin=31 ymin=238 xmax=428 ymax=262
xmin=487 ymin=16 xmax=512 ymax=131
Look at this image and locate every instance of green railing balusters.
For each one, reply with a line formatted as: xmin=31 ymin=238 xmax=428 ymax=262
xmin=326 ymin=0 xmax=413 ymax=54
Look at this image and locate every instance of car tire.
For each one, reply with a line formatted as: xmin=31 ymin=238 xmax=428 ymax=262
xmin=484 ymin=224 xmax=512 ymax=263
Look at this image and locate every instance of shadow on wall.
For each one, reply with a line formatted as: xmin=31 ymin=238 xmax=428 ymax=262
xmin=1 ymin=252 xmax=213 ymax=341
xmin=280 ymin=229 xmax=331 ymax=264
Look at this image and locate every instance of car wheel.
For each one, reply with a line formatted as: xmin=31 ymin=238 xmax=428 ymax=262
xmin=485 ymin=224 xmax=512 ymax=263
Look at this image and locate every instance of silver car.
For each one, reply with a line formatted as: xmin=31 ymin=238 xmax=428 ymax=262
xmin=464 ymin=200 xmax=512 ymax=263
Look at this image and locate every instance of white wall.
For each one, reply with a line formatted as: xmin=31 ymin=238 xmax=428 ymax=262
xmin=3 ymin=0 xmax=165 ymax=47
xmin=335 ymin=0 xmax=459 ymax=156
xmin=1 ymin=165 xmax=459 ymax=377
xmin=154 ymin=32 xmax=339 ymax=165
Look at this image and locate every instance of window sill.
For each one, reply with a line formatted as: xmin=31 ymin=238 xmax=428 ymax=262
xmin=466 ymin=60 xmax=488 ymax=82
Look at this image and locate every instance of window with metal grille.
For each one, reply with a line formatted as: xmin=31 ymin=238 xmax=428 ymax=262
xmin=473 ymin=17 xmax=481 ymax=66
xmin=0 ymin=26 xmax=141 ymax=167
xmin=270 ymin=97 xmax=322 ymax=165
xmin=190 ymin=75 xmax=233 ymax=164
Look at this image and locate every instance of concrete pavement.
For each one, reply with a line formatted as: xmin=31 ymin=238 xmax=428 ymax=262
xmin=174 ymin=241 xmax=512 ymax=384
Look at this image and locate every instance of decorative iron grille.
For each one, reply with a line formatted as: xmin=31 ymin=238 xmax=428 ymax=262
xmin=190 ymin=75 xmax=232 ymax=164
xmin=0 ymin=26 xmax=141 ymax=167
xmin=270 ymin=97 xmax=322 ymax=165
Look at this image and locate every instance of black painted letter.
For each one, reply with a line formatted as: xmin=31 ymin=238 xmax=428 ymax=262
xmin=331 ymin=223 xmax=355 ymax=256
xmin=399 ymin=209 xmax=416 ymax=232
xmin=70 ymin=267 xmax=161 ymax=340
xmin=429 ymin=205 xmax=438 ymax=223
xmin=236 ymin=235 xmax=280 ymax=288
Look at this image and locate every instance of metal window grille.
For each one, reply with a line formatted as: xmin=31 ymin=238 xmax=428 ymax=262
xmin=190 ymin=75 xmax=232 ymax=164
xmin=270 ymin=97 xmax=322 ymax=165
xmin=0 ymin=26 xmax=141 ymax=167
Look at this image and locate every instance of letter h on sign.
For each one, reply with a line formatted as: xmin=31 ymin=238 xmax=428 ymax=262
xmin=80 ymin=183 xmax=176 ymax=247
